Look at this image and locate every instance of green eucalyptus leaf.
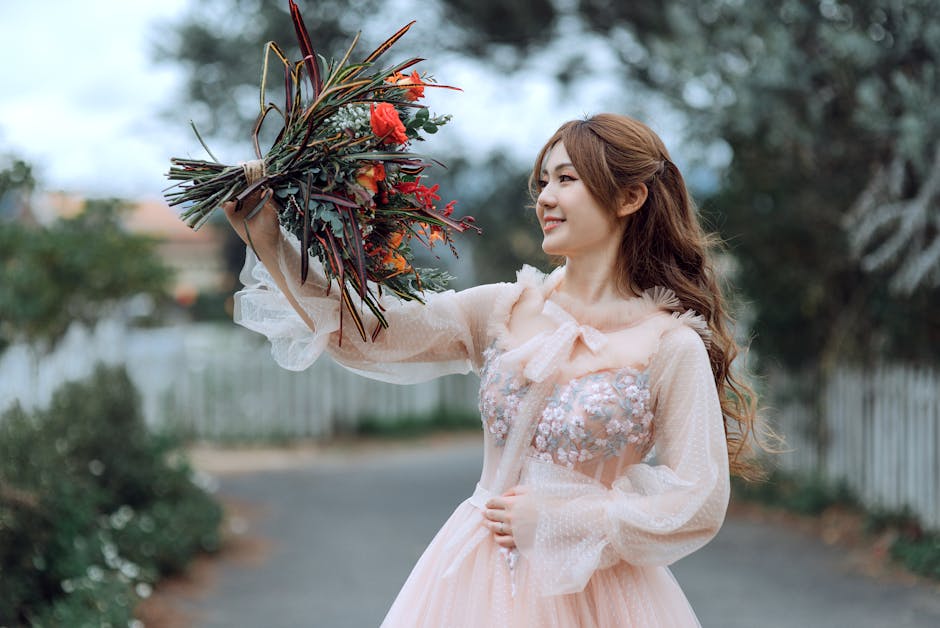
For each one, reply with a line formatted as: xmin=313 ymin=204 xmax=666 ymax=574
xmin=275 ymin=185 xmax=300 ymax=198
xmin=329 ymin=216 xmax=344 ymax=236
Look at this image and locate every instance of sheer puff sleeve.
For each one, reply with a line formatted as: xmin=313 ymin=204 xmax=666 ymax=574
xmin=511 ymin=325 xmax=730 ymax=596
xmin=233 ymin=230 xmax=506 ymax=383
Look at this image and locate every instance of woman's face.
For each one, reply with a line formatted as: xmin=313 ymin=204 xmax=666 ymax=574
xmin=536 ymin=142 xmax=624 ymax=258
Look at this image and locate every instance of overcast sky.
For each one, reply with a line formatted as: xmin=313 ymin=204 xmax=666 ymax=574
xmin=0 ymin=1 xmax=192 ymax=197
xmin=0 ymin=1 xmax=658 ymax=200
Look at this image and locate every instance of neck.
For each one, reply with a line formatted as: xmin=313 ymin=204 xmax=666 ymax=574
xmin=558 ymin=245 xmax=628 ymax=305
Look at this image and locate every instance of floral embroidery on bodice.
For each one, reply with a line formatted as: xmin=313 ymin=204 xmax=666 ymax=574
xmin=474 ymin=267 xmax=693 ymax=474
xmin=479 ymin=346 xmax=530 ymax=446
xmin=480 ymin=348 xmax=655 ymax=468
xmin=532 ymin=367 xmax=654 ymax=468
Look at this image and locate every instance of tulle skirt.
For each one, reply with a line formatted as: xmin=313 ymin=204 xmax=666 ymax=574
xmin=380 ymin=498 xmax=701 ymax=628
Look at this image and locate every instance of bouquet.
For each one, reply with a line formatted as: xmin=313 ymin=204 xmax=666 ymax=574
xmin=164 ymin=0 xmax=476 ymax=341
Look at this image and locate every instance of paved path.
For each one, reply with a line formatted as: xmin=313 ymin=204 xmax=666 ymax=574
xmin=174 ymin=437 xmax=940 ymax=628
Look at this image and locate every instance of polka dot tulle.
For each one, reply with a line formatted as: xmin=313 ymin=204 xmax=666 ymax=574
xmin=234 ymin=234 xmax=730 ymax=627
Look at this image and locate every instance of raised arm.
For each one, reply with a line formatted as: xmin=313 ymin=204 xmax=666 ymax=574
xmin=224 ymin=199 xmax=502 ymax=382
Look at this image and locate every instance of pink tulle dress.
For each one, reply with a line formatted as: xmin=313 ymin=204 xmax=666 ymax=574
xmin=234 ymin=234 xmax=730 ymax=627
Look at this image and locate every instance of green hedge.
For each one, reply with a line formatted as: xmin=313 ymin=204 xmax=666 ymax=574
xmin=0 ymin=365 xmax=223 ymax=626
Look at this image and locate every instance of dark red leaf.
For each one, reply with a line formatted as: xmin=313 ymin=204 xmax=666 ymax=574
xmin=289 ymin=0 xmax=321 ymax=98
xmin=284 ymin=63 xmax=294 ymax=120
xmin=363 ymin=21 xmax=415 ymax=64
xmin=309 ymin=193 xmax=359 ymax=208
xmin=340 ymin=206 xmax=368 ymax=298
xmin=300 ymin=172 xmax=313 ymax=284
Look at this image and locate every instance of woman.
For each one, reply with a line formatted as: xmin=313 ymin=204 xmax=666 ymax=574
xmin=225 ymin=113 xmax=759 ymax=627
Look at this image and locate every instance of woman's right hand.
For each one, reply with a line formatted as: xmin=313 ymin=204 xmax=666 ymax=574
xmin=222 ymin=190 xmax=281 ymax=255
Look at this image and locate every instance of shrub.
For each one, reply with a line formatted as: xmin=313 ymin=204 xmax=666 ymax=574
xmin=892 ymin=533 xmax=940 ymax=580
xmin=732 ymin=468 xmax=857 ymax=515
xmin=0 ymin=364 xmax=222 ymax=625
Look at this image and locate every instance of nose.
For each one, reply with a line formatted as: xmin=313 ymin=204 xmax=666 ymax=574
xmin=537 ymin=183 xmax=556 ymax=211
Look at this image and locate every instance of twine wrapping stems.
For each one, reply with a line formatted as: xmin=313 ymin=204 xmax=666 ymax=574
xmin=240 ymin=159 xmax=267 ymax=186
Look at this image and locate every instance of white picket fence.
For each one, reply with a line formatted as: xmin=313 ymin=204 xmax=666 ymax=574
xmin=774 ymin=365 xmax=940 ymax=530
xmin=0 ymin=320 xmax=480 ymax=440
xmin=3 ymin=322 xmax=937 ymax=528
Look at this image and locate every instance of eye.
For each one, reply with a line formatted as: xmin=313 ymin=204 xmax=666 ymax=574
xmin=536 ymin=179 xmax=548 ymax=189
xmin=559 ymin=174 xmax=576 ymax=183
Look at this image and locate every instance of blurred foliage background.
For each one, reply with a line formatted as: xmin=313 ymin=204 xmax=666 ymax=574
xmin=2 ymin=0 xmax=940 ymax=618
xmin=153 ymin=0 xmax=940 ymax=373
xmin=0 ymin=198 xmax=172 ymax=353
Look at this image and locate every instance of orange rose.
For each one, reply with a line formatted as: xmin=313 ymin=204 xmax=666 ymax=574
xmin=387 ymin=231 xmax=405 ymax=250
xmin=370 ymin=103 xmax=408 ymax=145
xmin=356 ymin=162 xmax=386 ymax=194
xmin=381 ymin=232 xmax=410 ymax=272
xmin=383 ymin=251 xmax=410 ymax=273
xmin=386 ymin=70 xmax=425 ymax=101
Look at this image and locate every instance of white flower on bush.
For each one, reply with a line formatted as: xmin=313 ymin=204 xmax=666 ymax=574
xmin=86 ymin=565 xmax=105 ymax=582
xmin=120 ymin=561 xmax=141 ymax=580
xmin=108 ymin=505 xmax=135 ymax=530
xmin=190 ymin=469 xmax=220 ymax=493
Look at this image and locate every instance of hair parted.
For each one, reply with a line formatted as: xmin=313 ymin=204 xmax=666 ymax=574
xmin=529 ymin=113 xmax=767 ymax=480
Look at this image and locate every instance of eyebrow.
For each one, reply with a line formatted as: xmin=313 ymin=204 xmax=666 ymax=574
xmin=539 ymin=162 xmax=576 ymax=176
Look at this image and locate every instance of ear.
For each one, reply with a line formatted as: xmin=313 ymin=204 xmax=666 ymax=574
xmin=616 ymin=183 xmax=648 ymax=218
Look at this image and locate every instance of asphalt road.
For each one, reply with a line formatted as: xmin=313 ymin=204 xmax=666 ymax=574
xmin=175 ymin=437 xmax=940 ymax=628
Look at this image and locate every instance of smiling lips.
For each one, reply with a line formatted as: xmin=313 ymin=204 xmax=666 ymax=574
xmin=543 ymin=217 xmax=565 ymax=232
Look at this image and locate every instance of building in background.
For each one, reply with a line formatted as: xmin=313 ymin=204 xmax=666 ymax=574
xmin=30 ymin=192 xmax=226 ymax=307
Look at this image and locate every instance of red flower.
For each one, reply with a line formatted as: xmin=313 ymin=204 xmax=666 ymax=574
xmin=370 ymin=103 xmax=408 ymax=145
xmin=396 ymin=178 xmax=441 ymax=209
xmin=386 ymin=70 xmax=425 ymax=101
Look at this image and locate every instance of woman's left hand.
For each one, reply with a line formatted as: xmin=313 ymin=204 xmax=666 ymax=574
xmin=484 ymin=486 xmax=526 ymax=549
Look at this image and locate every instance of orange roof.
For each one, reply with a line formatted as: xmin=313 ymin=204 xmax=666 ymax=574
xmin=126 ymin=198 xmax=220 ymax=243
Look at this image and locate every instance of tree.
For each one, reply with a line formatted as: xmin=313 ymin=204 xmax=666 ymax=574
xmin=153 ymin=0 xmax=383 ymax=139
xmin=0 ymin=199 xmax=172 ymax=352
xmin=0 ymin=153 xmax=35 ymax=223
xmin=157 ymin=0 xmax=940 ymax=367
xmin=429 ymin=0 xmax=940 ymax=368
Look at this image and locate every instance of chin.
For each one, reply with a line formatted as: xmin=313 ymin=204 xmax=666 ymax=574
xmin=541 ymin=240 xmax=563 ymax=256
xmin=542 ymin=234 xmax=576 ymax=256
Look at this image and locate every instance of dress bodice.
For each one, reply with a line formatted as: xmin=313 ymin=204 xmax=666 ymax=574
xmin=481 ymin=350 xmax=655 ymax=483
xmin=475 ymin=265 xmax=708 ymax=487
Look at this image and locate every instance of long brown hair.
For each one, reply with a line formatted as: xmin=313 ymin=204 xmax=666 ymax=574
xmin=530 ymin=113 xmax=764 ymax=479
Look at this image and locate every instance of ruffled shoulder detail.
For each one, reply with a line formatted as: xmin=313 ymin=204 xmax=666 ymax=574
xmin=639 ymin=286 xmax=711 ymax=349
xmin=640 ymin=286 xmax=682 ymax=312
xmin=516 ymin=263 xmax=552 ymax=288
xmin=667 ymin=309 xmax=712 ymax=349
